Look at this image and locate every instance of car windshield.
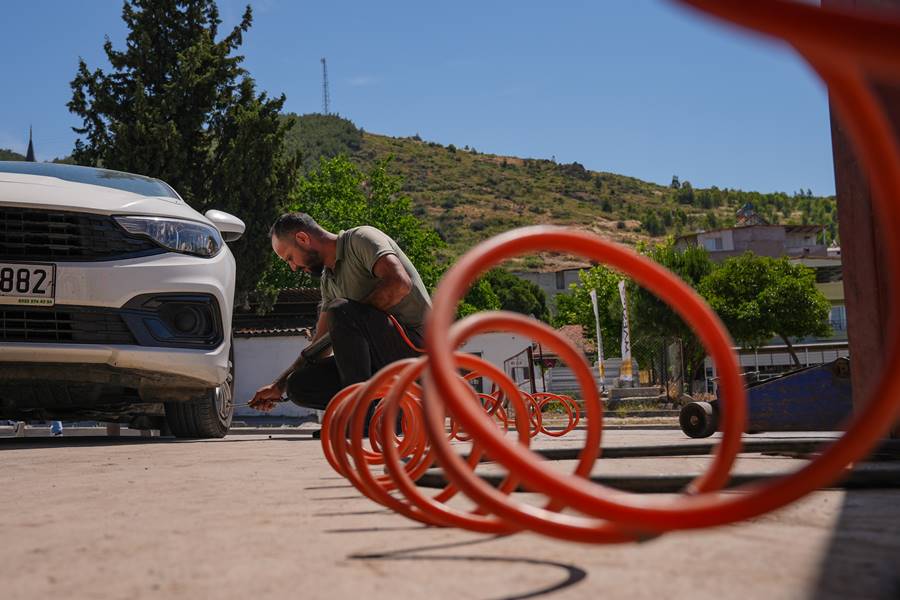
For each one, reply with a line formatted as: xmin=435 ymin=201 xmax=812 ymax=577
xmin=0 ymin=161 xmax=180 ymax=199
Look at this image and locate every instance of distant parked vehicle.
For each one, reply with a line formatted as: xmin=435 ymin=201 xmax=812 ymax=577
xmin=0 ymin=161 xmax=245 ymax=438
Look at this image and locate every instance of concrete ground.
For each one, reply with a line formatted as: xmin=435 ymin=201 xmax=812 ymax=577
xmin=1 ymin=425 xmax=899 ymax=600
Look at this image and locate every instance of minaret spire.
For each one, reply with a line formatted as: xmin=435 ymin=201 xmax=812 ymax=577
xmin=25 ymin=126 xmax=36 ymax=162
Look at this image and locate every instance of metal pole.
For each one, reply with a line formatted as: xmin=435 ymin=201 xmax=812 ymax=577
xmin=526 ymin=346 xmax=537 ymax=395
xmin=537 ymin=342 xmax=547 ymax=393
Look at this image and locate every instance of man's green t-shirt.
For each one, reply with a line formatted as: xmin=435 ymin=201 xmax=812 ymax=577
xmin=319 ymin=226 xmax=431 ymax=333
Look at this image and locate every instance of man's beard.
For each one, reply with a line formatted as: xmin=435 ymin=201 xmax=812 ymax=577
xmin=299 ymin=247 xmax=324 ymax=275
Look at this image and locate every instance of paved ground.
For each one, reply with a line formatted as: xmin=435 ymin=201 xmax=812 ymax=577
xmin=2 ymin=426 xmax=899 ymax=600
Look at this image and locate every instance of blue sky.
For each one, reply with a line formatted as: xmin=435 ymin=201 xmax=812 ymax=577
xmin=1 ymin=0 xmax=835 ymax=195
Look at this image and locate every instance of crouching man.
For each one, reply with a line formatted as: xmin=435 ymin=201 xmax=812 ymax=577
xmin=249 ymin=213 xmax=430 ymax=431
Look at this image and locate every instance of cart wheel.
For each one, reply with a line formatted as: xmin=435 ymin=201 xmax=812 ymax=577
xmin=679 ymin=401 xmax=717 ymax=438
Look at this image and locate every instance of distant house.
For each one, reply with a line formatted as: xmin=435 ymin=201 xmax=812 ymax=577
xmin=675 ymin=202 xmax=829 ymax=262
xmin=674 ymin=206 xmax=848 ymax=386
xmin=675 ymin=223 xmax=828 ymax=262
xmin=514 ymin=267 xmax=586 ymax=315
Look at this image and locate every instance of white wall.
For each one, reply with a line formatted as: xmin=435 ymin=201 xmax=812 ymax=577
xmin=514 ymin=269 xmax=583 ymax=314
xmin=458 ymin=332 xmax=533 ymax=376
xmin=460 ymin=333 xmax=539 ymax=384
xmin=233 ymin=335 xmax=315 ymax=418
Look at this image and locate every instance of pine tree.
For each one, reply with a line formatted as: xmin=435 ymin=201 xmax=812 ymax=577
xmin=68 ymin=0 xmax=298 ymax=302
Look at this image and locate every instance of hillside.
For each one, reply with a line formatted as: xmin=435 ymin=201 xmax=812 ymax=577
xmin=0 ymin=149 xmax=26 ymax=161
xmin=8 ymin=114 xmax=837 ymax=274
xmin=282 ymin=114 xmax=838 ymax=271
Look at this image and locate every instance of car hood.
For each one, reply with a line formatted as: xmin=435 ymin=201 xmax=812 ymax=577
xmin=0 ymin=172 xmax=210 ymax=223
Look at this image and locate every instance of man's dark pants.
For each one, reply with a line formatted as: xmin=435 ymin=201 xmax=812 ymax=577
xmin=286 ymin=298 xmax=424 ymax=415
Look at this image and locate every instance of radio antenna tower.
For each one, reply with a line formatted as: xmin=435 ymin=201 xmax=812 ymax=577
xmin=321 ymin=57 xmax=330 ymax=115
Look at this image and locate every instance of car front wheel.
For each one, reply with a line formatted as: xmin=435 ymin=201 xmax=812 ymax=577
xmin=164 ymin=348 xmax=234 ymax=438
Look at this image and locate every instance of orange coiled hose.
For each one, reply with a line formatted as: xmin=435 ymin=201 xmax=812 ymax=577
xmin=322 ymin=0 xmax=900 ymax=542
xmin=447 ymin=391 xmax=581 ymax=441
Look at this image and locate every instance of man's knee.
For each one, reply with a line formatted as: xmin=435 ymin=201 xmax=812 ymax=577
xmin=326 ymin=297 xmax=370 ymax=329
xmin=285 ymin=362 xmax=341 ymax=411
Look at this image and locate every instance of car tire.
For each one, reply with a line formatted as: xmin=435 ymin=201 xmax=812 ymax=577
xmin=164 ymin=344 xmax=234 ymax=438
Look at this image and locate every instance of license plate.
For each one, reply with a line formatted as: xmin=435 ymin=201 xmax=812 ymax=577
xmin=0 ymin=263 xmax=56 ymax=306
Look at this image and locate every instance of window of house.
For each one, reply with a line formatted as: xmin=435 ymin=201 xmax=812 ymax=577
xmin=703 ymin=237 xmax=723 ymax=251
xmin=830 ymin=305 xmax=847 ymax=331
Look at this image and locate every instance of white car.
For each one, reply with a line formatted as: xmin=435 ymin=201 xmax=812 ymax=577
xmin=0 ymin=161 xmax=245 ymax=438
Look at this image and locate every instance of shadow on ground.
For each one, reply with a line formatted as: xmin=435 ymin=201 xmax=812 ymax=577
xmin=811 ymin=489 xmax=900 ymax=599
xmin=349 ymin=536 xmax=588 ymax=600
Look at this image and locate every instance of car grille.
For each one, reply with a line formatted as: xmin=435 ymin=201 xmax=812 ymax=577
xmin=0 ymin=207 xmax=164 ymax=261
xmin=0 ymin=306 xmax=136 ymax=344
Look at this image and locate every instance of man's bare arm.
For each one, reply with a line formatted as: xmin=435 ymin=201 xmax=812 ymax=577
xmin=363 ymin=254 xmax=412 ymax=311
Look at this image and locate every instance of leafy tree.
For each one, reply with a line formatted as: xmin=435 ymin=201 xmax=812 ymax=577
xmin=628 ymin=241 xmax=716 ymax=384
xmin=482 ymin=269 xmax=550 ymax=322
xmin=641 ymin=211 xmax=664 ymax=236
xmin=457 ymin=277 xmax=501 ymax=318
xmin=68 ymin=0 xmax=298 ymax=302
xmin=676 ymin=180 xmax=695 ymax=205
xmin=259 ymin=155 xmax=444 ymax=293
xmin=553 ymin=264 xmax=622 ymax=357
xmin=701 ymin=253 xmax=831 ymax=366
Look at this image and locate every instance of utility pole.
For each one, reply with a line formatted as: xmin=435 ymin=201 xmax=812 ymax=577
xmin=321 ymin=57 xmax=330 ymax=115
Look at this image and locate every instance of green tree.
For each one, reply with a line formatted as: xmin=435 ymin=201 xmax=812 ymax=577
xmin=642 ymin=211 xmax=664 ymax=236
xmin=480 ymin=269 xmax=550 ymax=322
xmin=628 ymin=241 xmax=716 ymax=384
xmin=259 ymin=155 xmax=444 ymax=294
xmin=701 ymin=253 xmax=831 ymax=366
xmin=68 ymin=0 xmax=298 ymax=302
xmin=676 ymin=180 xmax=695 ymax=205
xmin=457 ymin=277 xmax=501 ymax=318
xmin=553 ymin=264 xmax=622 ymax=357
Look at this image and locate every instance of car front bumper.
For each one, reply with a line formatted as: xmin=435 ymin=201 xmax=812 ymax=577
xmin=0 ymin=249 xmax=235 ymax=390
xmin=0 ymin=341 xmax=229 ymax=390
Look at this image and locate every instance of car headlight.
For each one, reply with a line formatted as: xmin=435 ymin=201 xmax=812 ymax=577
xmin=114 ymin=216 xmax=223 ymax=258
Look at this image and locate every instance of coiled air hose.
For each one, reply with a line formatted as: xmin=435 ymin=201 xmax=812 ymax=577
xmin=320 ymin=0 xmax=900 ymax=543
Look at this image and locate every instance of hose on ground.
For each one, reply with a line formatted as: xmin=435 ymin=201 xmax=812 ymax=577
xmin=321 ymin=0 xmax=900 ymax=543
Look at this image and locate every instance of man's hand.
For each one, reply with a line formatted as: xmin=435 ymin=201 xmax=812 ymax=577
xmin=249 ymin=382 xmax=284 ymax=412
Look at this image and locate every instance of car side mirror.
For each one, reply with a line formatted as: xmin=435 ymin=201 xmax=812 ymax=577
xmin=205 ymin=209 xmax=245 ymax=242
